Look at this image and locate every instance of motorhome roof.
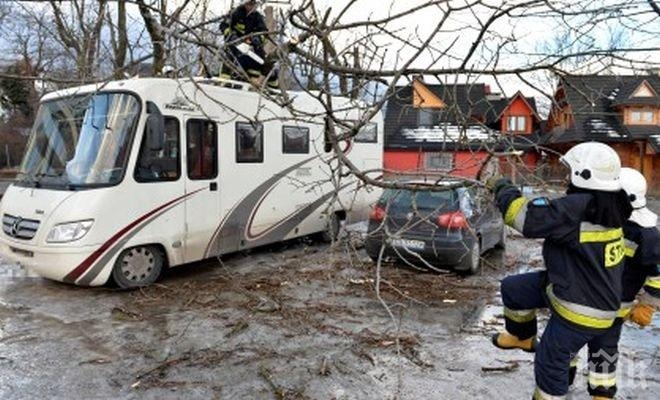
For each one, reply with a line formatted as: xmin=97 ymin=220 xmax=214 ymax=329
xmin=38 ymin=77 xmax=365 ymax=110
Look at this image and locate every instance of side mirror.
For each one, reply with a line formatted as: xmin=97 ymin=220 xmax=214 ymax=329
xmin=145 ymin=102 xmax=164 ymax=151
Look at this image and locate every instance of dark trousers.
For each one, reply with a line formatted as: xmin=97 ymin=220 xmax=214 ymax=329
xmin=535 ymin=314 xmax=598 ymax=397
xmin=501 ymin=271 xmax=547 ymax=339
xmin=585 ymin=318 xmax=621 ymax=398
xmin=500 ymin=272 xmax=610 ymax=397
xmin=220 ymin=45 xmax=277 ymax=87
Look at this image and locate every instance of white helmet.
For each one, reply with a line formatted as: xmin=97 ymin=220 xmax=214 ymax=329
xmin=620 ymin=167 xmax=646 ymax=208
xmin=162 ymin=65 xmax=175 ymax=76
xmin=560 ymin=142 xmax=621 ymax=192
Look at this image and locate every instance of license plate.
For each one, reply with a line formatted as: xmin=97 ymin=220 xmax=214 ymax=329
xmin=391 ymin=238 xmax=425 ymax=251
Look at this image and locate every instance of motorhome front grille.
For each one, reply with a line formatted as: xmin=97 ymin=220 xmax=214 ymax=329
xmin=2 ymin=214 xmax=40 ymax=240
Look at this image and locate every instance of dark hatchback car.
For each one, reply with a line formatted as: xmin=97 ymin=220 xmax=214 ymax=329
xmin=365 ymin=181 xmax=505 ymax=274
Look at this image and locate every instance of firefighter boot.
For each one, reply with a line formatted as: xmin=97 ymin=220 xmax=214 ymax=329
xmin=491 ymin=332 xmax=537 ymax=352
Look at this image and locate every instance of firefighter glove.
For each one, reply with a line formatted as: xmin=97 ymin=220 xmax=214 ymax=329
xmin=627 ymin=303 xmax=655 ymax=327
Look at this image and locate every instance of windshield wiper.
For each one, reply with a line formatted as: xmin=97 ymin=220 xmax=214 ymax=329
xmin=16 ymin=174 xmax=41 ymax=188
xmin=34 ymin=171 xmax=64 ymax=179
xmin=16 ymin=171 xmax=64 ymax=188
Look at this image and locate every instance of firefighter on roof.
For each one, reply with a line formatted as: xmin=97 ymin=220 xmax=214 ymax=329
xmin=219 ymin=0 xmax=279 ymax=89
xmin=488 ymin=142 xmax=633 ymax=400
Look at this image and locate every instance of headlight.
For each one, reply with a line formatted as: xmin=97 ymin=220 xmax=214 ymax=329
xmin=46 ymin=220 xmax=94 ymax=243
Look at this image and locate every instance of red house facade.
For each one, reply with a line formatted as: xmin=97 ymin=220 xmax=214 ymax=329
xmin=383 ymin=79 xmax=542 ymax=181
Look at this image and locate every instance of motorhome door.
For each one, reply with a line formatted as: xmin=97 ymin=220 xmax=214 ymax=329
xmin=183 ymin=118 xmax=220 ymax=261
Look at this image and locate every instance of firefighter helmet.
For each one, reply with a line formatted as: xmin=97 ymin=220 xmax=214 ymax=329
xmin=620 ymin=167 xmax=647 ymax=209
xmin=560 ymin=142 xmax=621 ymax=192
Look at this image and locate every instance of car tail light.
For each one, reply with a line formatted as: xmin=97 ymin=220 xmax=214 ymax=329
xmin=369 ymin=205 xmax=386 ymax=222
xmin=437 ymin=210 xmax=469 ymax=229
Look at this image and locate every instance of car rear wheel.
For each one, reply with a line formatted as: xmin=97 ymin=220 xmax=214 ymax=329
xmin=112 ymin=245 xmax=164 ymax=289
xmin=456 ymin=239 xmax=481 ymax=275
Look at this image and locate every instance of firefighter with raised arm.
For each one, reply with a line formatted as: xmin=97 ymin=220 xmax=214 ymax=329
xmin=219 ymin=0 xmax=279 ymax=88
xmin=487 ymin=142 xmax=633 ymax=400
xmin=567 ymin=167 xmax=660 ymax=399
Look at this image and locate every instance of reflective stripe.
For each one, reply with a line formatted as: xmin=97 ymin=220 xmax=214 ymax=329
xmin=579 ymin=222 xmax=623 ymax=243
xmin=235 ymin=23 xmax=246 ymax=33
xmin=546 ymin=285 xmax=616 ymax=329
xmin=504 ymin=197 xmax=529 ymax=232
xmin=503 ymin=307 xmax=536 ymax=323
xmin=617 ymin=301 xmax=633 ymax=318
xmin=533 ymin=387 xmax=566 ymax=399
xmin=570 ymin=356 xmax=579 ymax=367
xmin=645 ymin=275 xmax=660 ymax=290
xmin=581 ymin=222 xmax=612 ymax=231
xmin=247 ymin=69 xmax=262 ymax=76
xmin=588 ymin=371 xmax=617 ymax=388
xmin=624 ymin=239 xmax=637 ymax=257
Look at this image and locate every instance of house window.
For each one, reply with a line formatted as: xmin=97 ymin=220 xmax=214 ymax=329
xmin=630 ymin=110 xmax=654 ymax=124
xmin=186 ymin=119 xmax=218 ymax=180
xmin=236 ymin=122 xmax=264 ymax=163
xmin=507 ymin=116 xmax=526 ymax=132
xmin=425 ymin=152 xmax=453 ymax=171
xmin=282 ymin=125 xmax=309 ymax=154
xmin=418 ymin=109 xmax=435 ymax=127
xmin=355 ymin=123 xmax=378 ymax=143
xmin=135 ymin=116 xmax=180 ymax=182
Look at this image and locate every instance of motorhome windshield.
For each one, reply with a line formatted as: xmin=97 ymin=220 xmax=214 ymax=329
xmin=16 ymin=92 xmax=140 ymax=189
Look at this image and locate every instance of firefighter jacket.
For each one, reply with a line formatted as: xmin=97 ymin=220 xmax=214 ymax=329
xmin=496 ymin=186 xmax=625 ymax=331
xmin=220 ymin=5 xmax=267 ymax=54
xmin=620 ymin=221 xmax=660 ymax=313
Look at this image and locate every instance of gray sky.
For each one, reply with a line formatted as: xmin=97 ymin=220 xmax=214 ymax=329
xmin=4 ymin=0 xmax=659 ymax=114
xmin=206 ymin=0 xmax=660 ymax=100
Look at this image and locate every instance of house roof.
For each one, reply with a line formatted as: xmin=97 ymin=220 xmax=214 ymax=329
xmin=487 ymin=91 xmax=541 ymax=123
xmin=389 ymin=82 xmax=493 ymax=121
xmin=611 ymin=79 xmax=660 ymax=106
xmin=387 ymin=123 xmax=542 ymax=152
xmin=546 ymin=75 xmax=660 ymax=144
xmin=384 ymin=81 xmax=542 ymax=150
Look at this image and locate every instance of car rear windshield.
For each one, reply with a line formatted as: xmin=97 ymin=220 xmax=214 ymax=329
xmin=380 ymin=188 xmax=457 ymax=212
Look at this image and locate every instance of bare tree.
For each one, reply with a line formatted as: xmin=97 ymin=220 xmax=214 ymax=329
xmin=0 ymin=3 xmax=659 ymax=395
xmin=106 ymin=0 xmax=128 ymax=79
xmin=49 ymin=0 xmax=108 ymax=81
xmin=135 ymin=0 xmax=194 ymax=76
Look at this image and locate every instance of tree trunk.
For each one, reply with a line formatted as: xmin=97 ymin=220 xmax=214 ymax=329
xmin=137 ymin=0 xmax=166 ymax=76
xmin=113 ymin=0 xmax=128 ymax=78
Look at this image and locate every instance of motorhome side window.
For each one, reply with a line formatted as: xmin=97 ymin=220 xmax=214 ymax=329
xmin=355 ymin=122 xmax=378 ymax=143
xmin=187 ymin=119 xmax=218 ymax=180
xmin=236 ymin=122 xmax=264 ymax=163
xmin=282 ymin=126 xmax=310 ymax=154
xmin=135 ymin=116 xmax=180 ymax=182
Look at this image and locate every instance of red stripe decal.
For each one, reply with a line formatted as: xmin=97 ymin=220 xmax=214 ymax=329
xmin=63 ymin=189 xmax=204 ymax=284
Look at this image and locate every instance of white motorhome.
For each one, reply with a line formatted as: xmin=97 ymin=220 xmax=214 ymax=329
xmin=0 ymin=78 xmax=382 ymax=287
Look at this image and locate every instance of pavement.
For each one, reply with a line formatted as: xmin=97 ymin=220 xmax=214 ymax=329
xmin=0 ymin=229 xmax=658 ymax=399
